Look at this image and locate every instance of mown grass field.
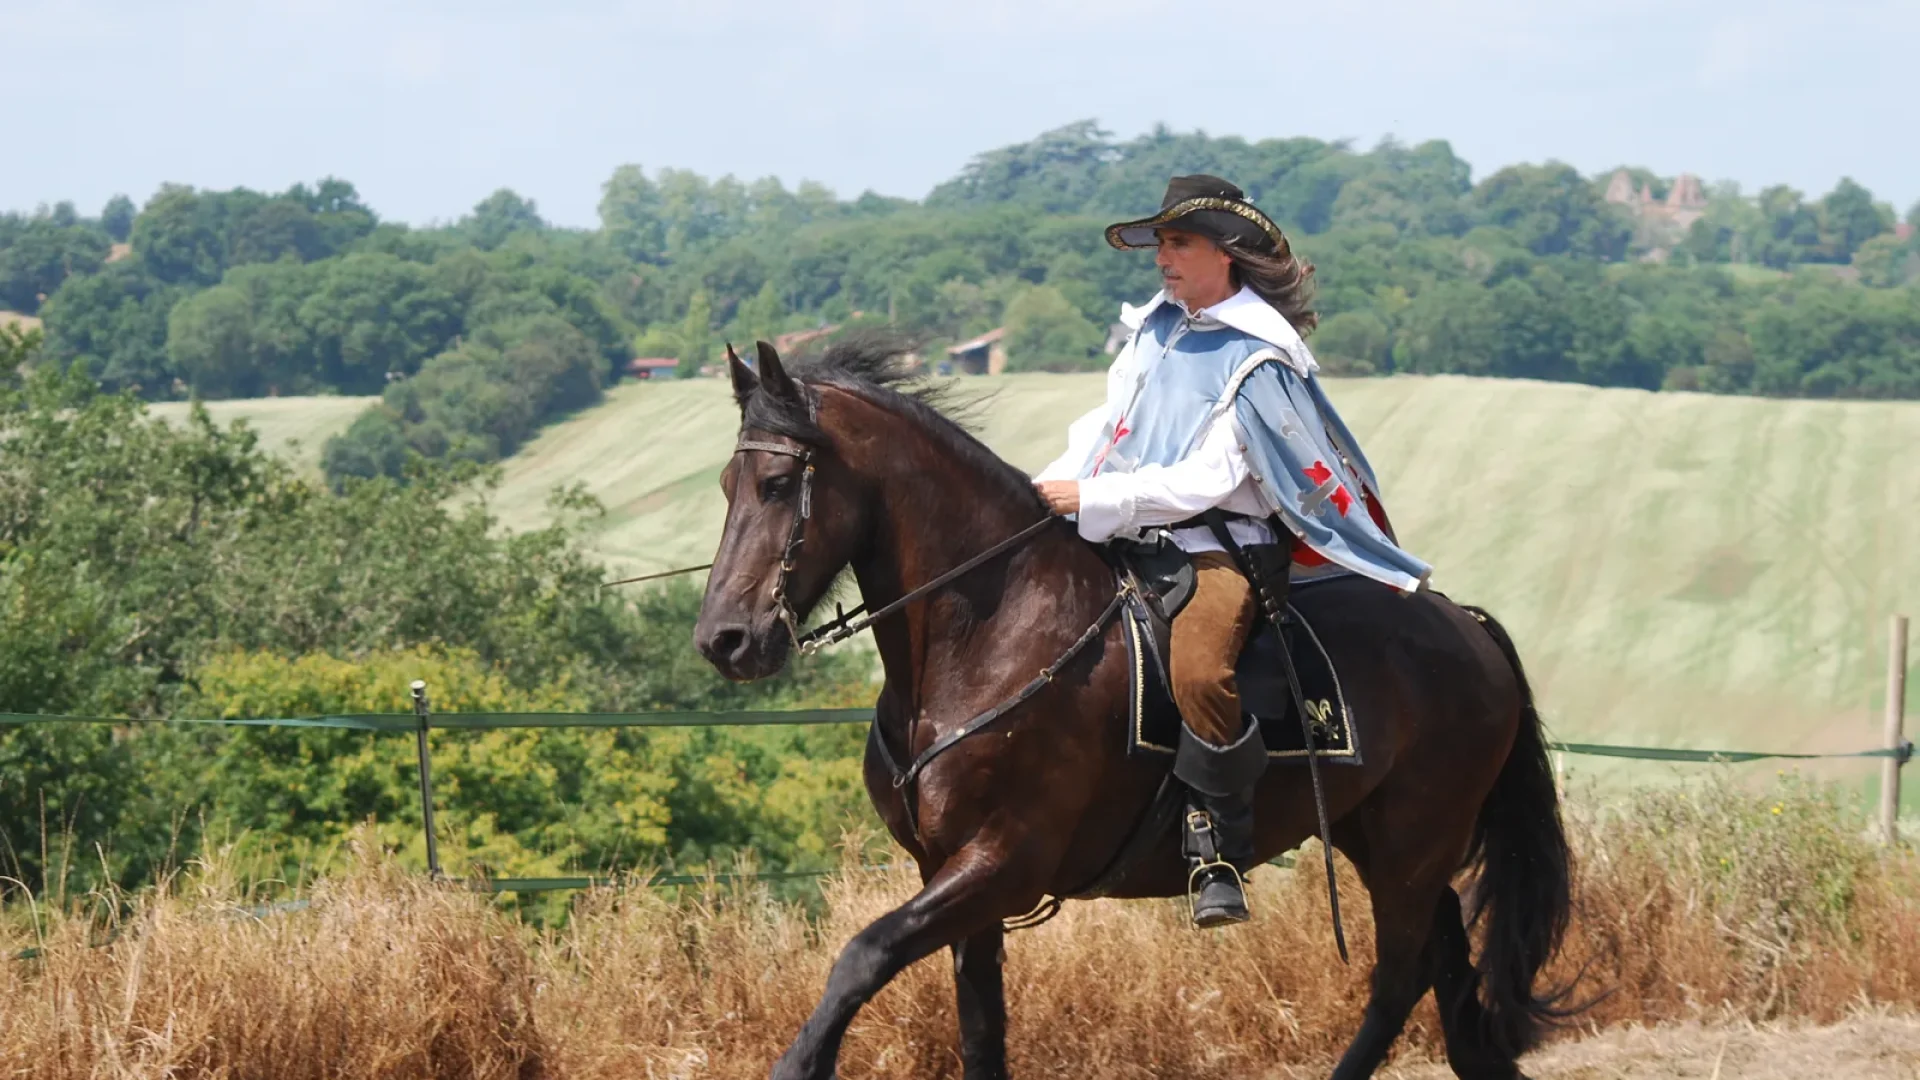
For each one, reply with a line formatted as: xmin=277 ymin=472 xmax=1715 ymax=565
xmin=149 ymin=394 xmax=376 ymax=473
xmin=171 ymin=375 xmax=1920 ymax=772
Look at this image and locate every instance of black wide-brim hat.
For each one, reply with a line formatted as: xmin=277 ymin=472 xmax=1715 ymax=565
xmin=1105 ymin=174 xmax=1286 ymax=256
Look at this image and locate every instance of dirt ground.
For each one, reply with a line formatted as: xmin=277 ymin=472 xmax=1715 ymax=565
xmin=1371 ymin=1013 xmax=1920 ymax=1080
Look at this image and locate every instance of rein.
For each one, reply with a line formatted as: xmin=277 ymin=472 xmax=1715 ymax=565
xmin=730 ymin=433 xmax=1129 ymax=859
xmin=732 ymin=435 xmax=1060 ymax=657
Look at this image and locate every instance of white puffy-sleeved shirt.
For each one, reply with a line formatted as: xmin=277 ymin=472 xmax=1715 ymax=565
xmin=1033 ymin=286 xmax=1296 ymax=555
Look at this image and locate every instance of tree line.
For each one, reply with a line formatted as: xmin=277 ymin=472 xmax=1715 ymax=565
xmin=2 ymin=120 xmax=1917 ymax=489
xmin=0 ymin=327 xmax=875 ymax=898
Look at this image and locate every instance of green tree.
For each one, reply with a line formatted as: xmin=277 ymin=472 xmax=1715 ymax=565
xmin=100 ymin=194 xmax=136 ymax=243
xmin=1003 ymin=284 xmax=1101 ymax=371
xmin=1853 ymin=234 xmax=1917 ymax=288
xmin=677 ymin=289 xmax=713 ymax=377
xmin=1753 ymin=185 xmax=1822 ymax=268
xmin=298 ymin=253 xmax=462 ymax=391
xmin=321 ymin=405 xmax=411 ymax=482
xmin=1390 ymin=280 xmax=1503 ymax=375
xmin=728 ymin=280 xmax=786 ymax=345
xmin=286 ymin=177 xmax=379 ymax=253
xmin=1816 ymin=177 xmax=1893 ymax=262
xmin=166 ymin=285 xmax=258 ymax=396
xmin=0 ymin=331 xmax=875 ymax=890
xmin=464 ymin=189 xmax=546 ymax=251
xmin=1311 ymin=310 xmax=1392 ymax=374
xmin=39 ymin=260 xmax=182 ymax=394
xmin=130 ymin=185 xmax=226 ymax=285
xmin=0 ymin=212 xmax=111 ymax=313
xmin=599 ymin=164 xmax=667 ymax=262
xmin=1470 ymin=163 xmax=1631 ymax=259
xmin=226 ymin=197 xmax=325 ymax=265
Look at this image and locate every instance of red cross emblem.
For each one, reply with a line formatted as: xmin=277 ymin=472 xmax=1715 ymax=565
xmin=1091 ymin=419 xmax=1130 ymax=476
xmin=1301 ymin=460 xmax=1353 ymax=517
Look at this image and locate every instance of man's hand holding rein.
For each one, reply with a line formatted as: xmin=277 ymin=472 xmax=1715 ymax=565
xmin=1035 ymin=480 xmax=1081 ymax=515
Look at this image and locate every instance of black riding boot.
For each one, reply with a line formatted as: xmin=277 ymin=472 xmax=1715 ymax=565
xmin=1174 ymin=719 xmax=1268 ymax=928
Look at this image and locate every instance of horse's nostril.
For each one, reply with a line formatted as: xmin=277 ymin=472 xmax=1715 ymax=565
xmin=702 ymin=625 xmax=751 ymax=667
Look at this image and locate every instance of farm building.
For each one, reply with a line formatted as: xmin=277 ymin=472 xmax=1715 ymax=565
xmin=625 ymin=357 xmax=679 ymax=380
xmin=945 ymin=327 xmax=1007 ymax=375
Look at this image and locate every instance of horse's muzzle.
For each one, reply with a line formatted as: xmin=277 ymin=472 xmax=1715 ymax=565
xmin=695 ymin=617 xmax=791 ymax=682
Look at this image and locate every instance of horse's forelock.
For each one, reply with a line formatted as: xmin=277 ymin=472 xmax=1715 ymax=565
xmin=738 ymin=377 xmax=824 ymax=444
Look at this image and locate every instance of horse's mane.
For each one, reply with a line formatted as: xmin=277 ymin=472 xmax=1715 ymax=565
xmin=739 ymin=331 xmax=1048 ymax=515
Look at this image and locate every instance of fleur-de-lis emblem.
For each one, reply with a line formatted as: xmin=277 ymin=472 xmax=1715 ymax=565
xmin=1304 ymin=698 xmax=1339 ymax=746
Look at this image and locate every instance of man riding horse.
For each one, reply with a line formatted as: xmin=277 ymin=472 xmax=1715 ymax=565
xmin=1033 ymin=174 xmax=1432 ymax=928
xmin=697 ymin=172 xmax=1571 ymax=1080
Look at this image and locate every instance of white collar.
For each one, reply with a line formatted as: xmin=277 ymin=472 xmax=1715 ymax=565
xmin=1119 ymin=285 xmax=1318 ymax=377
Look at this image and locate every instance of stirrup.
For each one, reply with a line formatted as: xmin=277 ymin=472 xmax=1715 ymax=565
xmin=1183 ymin=810 xmax=1250 ymax=927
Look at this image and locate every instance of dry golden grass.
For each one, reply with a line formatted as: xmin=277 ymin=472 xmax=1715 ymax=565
xmin=4 ymin=781 xmax=1917 ymax=1079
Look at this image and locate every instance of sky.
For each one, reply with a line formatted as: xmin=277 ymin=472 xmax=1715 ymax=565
xmin=3 ymin=0 xmax=1913 ymax=228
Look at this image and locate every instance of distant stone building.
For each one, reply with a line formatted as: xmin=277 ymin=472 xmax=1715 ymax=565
xmin=1604 ymin=168 xmax=1708 ymax=233
xmin=1605 ymin=169 xmax=1710 ymax=261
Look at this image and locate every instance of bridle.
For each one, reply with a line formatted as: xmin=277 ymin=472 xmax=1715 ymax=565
xmin=732 ymin=437 xmax=818 ymax=647
xmin=732 ymin=433 xmax=1060 ymax=658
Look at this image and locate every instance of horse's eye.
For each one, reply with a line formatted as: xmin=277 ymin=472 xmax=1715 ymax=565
xmin=759 ymin=473 xmax=793 ymax=502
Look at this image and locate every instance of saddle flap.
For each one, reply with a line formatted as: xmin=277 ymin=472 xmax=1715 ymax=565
xmin=1124 ymin=588 xmax=1358 ymax=764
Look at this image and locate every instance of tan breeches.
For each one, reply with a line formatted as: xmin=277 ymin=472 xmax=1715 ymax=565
xmin=1169 ymin=551 xmax=1256 ymax=747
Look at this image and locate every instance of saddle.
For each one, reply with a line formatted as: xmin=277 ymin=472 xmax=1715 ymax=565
xmin=1105 ymin=531 xmax=1359 ymax=765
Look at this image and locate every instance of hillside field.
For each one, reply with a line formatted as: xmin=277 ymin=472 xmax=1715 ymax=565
xmin=148 ymin=395 xmax=376 ymax=473
xmin=175 ymin=374 xmax=1920 ymax=779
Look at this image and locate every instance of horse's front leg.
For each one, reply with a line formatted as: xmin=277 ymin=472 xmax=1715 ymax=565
xmin=771 ymin=853 xmax=1019 ymax=1080
xmin=953 ymin=924 xmax=1009 ymax=1080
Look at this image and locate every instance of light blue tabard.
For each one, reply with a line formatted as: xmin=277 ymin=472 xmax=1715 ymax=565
xmin=1074 ymin=301 xmax=1432 ymax=593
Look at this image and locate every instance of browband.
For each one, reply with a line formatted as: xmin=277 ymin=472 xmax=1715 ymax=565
xmin=735 ymin=439 xmax=810 ymax=459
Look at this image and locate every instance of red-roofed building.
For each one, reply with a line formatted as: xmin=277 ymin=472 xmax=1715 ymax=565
xmin=773 ymin=325 xmax=838 ymax=355
xmin=945 ymin=327 xmax=1008 ymax=375
xmin=626 ymin=357 xmax=680 ymax=380
xmin=1898 ymin=222 xmax=1916 ymax=243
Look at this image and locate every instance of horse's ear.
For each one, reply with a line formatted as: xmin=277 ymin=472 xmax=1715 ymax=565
xmin=725 ymin=343 xmax=758 ymax=407
xmin=755 ymin=340 xmax=799 ymax=403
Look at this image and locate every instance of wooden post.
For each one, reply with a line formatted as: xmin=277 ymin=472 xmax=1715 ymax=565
xmin=1883 ymin=615 xmax=1909 ymax=847
xmin=411 ymin=679 xmax=442 ymax=878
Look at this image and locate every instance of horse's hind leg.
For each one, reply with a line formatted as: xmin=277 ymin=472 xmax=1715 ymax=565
xmin=1429 ymin=887 xmax=1525 ymax=1080
xmin=770 ymin=857 xmax=1015 ymax=1080
xmin=953 ymin=925 xmax=1009 ymax=1080
xmin=1327 ymin=865 xmax=1448 ymax=1080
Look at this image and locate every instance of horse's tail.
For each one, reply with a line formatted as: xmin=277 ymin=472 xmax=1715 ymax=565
xmin=1459 ymin=605 xmax=1574 ymax=1058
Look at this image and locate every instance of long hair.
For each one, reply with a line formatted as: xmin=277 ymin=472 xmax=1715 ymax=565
xmin=1222 ymin=236 xmax=1318 ymax=335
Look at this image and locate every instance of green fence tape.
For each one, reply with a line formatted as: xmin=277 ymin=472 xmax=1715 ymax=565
xmin=1548 ymin=740 xmax=1907 ymax=763
xmin=0 ymin=709 xmax=874 ymax=731
xmin=479 ymin=867 xmax=882 ymax=893
xmin=1 ymin=711 xmax=1907 ymax=764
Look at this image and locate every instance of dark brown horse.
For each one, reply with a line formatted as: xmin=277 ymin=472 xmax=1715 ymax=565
xmin=694 ymin=339 xmax=1572 ymax=1080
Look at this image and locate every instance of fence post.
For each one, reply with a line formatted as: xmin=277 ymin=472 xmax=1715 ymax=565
xmin=1883 ymin=615 xmax=1910 ymax=847
xmin=411 ymin=680 xmax=443 ymax=878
